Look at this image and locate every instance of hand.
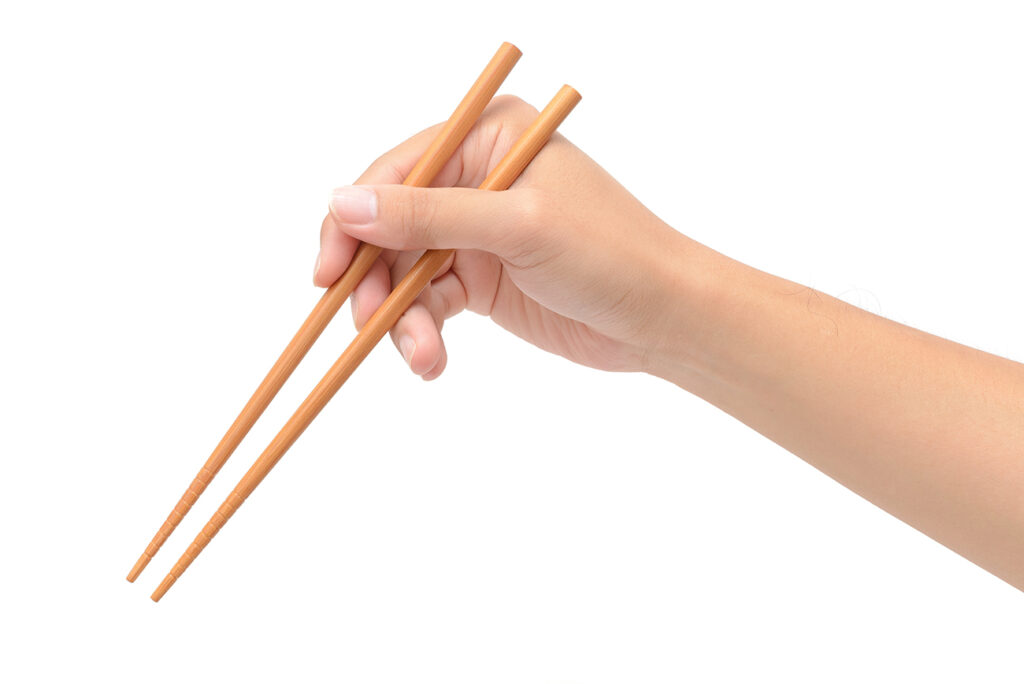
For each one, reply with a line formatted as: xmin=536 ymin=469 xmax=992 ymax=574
xmin=314 ymin=96 xmax=1024 ymax=592
xmin=315 ymin=95 xmax=693 ymax=380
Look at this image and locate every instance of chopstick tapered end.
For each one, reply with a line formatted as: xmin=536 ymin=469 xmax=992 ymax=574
xmin=151 ymin=574 xmax=177 ymax=602
xmin=126 ymin=552 xmax=152 ymax=583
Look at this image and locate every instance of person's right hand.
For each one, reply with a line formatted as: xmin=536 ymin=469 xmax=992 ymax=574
xmin=312 ymin=95 xmax=1024 ymax=596
xmin=314 ymin=95 xmax=696 ymax=381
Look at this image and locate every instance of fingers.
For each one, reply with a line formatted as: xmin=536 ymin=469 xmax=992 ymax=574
xmin=390 ymin=300 xmax=446 ymax=378
xmin=349 ymin=258 xmax=468 ymax=380
xmin=315 ymin=123 xmax=451 ymax=287
xmin=390 ymin=277 xmax=468 ymax=380
xmin=327 ymin=184 xmax=539 ymax=257
xmin=352 ymin=94 xmax=540 ymax=190
xmin=317 ymin=94 xmax=547 ymax=375
xmin=314 ymin=213 xmax=362 ymax=287
xmin=421 ymin=342 xmax=447 ymax=382
xmin=387 ymin=256 xmax=469 ymax=379
xmin=353 ymin=122 xmax=460 ymax=187
xmin=316 ymin=94 xmax=545 ymax=288
xmin=384 ymin=255 xmax=468 ymax=380
xmin=428 ymin=270 xmax=470 ymax=321
xmin=349 ymin=257 xmax=391 ymax=330
xmin=316 ymin=94 xmax=542 ymax=287
xmin=349 ymin=260 xmax=448 ymax=380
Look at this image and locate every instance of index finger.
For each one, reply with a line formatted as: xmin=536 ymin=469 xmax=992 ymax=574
xmin=316 ymin=123 xmax=460 ymax=287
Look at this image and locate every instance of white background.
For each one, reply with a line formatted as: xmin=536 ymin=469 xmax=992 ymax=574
xmin=1 ymin=1 xmax=1022 ymax=681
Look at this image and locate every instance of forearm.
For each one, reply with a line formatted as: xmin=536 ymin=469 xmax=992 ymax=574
xmin=649 ymin=237 xmax=1024 ymax=590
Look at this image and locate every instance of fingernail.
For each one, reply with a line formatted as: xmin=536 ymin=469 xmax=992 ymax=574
xmin=351 ymin=297 xmax=360 ymax=327
xmin=398 ymin=335 xmax=416 ymax=368
xmin=313 ymin=252 xmax=322 ymax=282
xmin=329 ymin=186 xmax=378 ymax=225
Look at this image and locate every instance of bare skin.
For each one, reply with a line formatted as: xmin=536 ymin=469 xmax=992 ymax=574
xmin=315 ymin=95 xmax=1024 ymax=591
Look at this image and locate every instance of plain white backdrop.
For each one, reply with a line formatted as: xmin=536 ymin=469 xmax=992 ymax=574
xmin=1 ymin=1 xmax=1022 ymax=681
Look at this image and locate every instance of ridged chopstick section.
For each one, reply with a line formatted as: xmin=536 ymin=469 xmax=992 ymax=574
xmin=127 ymin=42 xmax=521 ymax=584
xmin=151 ymin=85 xmax=581 ymax=601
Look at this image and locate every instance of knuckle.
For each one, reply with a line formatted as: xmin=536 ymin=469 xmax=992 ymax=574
xmin=515 ymin=188 xmax=547 ymax=227
xmin=364 ymin=152 xmax=403 ymax=184
xmin=490 ymin=94 xmax=538 ymax=119
xmin=483 ymin=95 xmax=541 ymax=144
xmin=496 ymin=190 xmax=555 ymax=267
xmin=401 ymin=188 xmax=437 ymax=244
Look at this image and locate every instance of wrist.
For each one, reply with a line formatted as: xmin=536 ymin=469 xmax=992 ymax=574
xmin=639 ymin=233 xmax=747 ymax=392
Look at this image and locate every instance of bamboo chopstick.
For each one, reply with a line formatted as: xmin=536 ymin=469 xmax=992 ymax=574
xmin=151 ymin=85 xmax=581 ymax=602
xmin=126 ymin=43 xmax=521 ymax=584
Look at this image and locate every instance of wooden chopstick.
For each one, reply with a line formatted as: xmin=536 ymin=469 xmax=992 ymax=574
xmin=126 ymin=42 xmax=522 ymax=584
xmin=151 ymin=85 xmax=582 ymax=601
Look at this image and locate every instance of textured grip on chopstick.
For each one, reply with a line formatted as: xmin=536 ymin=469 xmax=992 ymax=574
xmin=150 ymin=492 xmax=246 ymax=601
xmin=126 ymin=466 xmax=215 ymax=581
xmin=127 ymin=42 xmax=521 ymax=585
xmin=151 ymin=85 xmax=581 ymax=602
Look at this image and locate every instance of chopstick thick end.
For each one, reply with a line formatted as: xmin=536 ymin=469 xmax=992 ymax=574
xmin=499 ymin=41 xmax=522 ymax=60
xmin=554 ymin=84 xmax=583 ymax=111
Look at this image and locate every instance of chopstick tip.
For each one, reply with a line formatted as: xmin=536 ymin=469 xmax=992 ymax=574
xmin=126 ymin=552 xmax=152 ymax=583
xmin=150 ymin=574 xmax=177 ymax=602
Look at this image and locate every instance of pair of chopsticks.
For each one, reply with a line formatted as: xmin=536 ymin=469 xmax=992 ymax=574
xmin=126 ymin=41 xmax=581 ymax=601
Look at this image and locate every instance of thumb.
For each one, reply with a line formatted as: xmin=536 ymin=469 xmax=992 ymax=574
xmin=327 ymin=184 xmax=536 ymax=255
